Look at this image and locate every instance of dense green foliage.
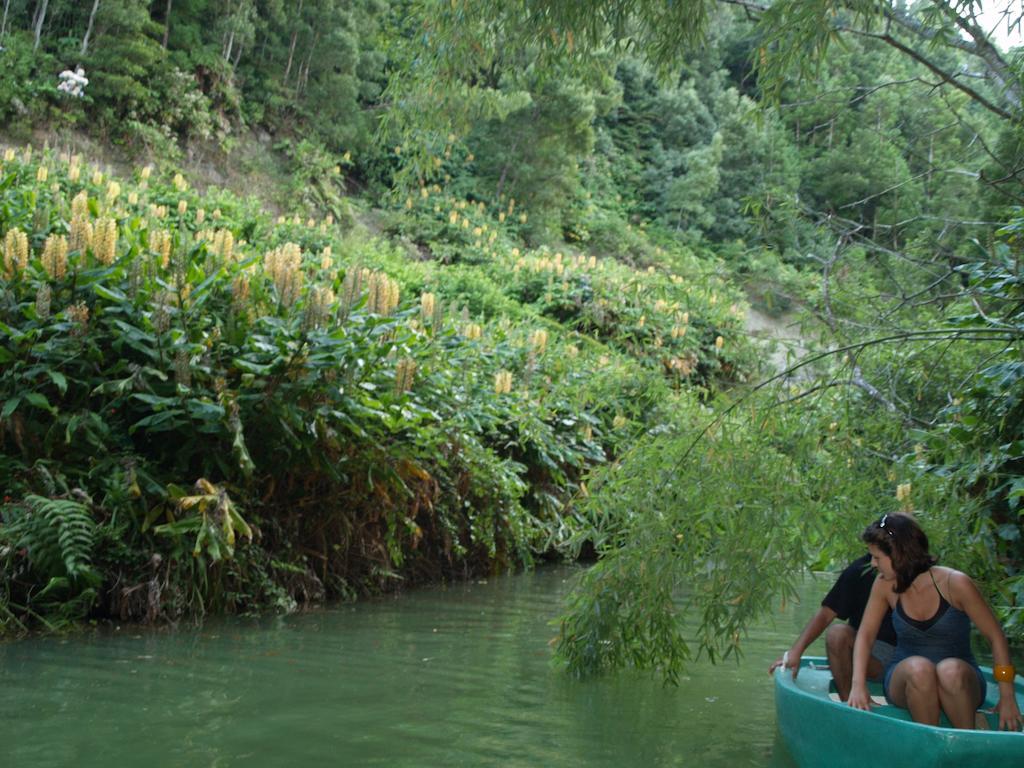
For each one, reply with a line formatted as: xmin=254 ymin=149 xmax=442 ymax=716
xmin=0 ymin=0 xmax=1022 ymax=675
xmin=0 ymin=147 xmax=748 ymax=629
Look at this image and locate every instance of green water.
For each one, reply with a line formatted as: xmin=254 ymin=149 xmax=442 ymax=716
xmin=0 ymin=566 xmax=814 ymax=767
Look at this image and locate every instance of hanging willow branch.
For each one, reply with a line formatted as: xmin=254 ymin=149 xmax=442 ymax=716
xmin=676 ymin=327 xmax=1022 ymax=467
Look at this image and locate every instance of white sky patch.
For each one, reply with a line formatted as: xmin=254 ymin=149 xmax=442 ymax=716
xmin=972 ymin=1 xmax=1023 ymax=49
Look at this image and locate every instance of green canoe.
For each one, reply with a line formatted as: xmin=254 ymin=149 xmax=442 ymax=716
xmin=774 ymin=657 xmax=1024 ymax=767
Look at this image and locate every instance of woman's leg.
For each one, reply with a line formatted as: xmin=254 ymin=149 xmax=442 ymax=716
xmin=887 ymin=656 xmax=941 ymax=725
xmin=935 ymin=658 xmax=982 ymax=729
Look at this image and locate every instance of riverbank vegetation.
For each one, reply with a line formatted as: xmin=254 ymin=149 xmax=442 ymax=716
xmin=0 ymin=1 xmax=1021 ymax=673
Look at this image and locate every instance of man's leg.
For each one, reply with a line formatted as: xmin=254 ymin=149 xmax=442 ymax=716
xmin=825 ymin=623 xmax=856 ymax=700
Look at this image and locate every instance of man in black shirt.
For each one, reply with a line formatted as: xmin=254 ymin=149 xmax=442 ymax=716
xmin=769 ymin=554 xmax=897 ymax=700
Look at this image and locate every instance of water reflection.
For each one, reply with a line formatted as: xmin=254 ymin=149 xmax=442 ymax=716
xmin=0 ymin=566 xmax=819 ymax=767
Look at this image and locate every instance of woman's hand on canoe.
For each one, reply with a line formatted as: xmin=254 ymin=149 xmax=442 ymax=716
xmin=995 ymin=694 xmax=1024 ymax=732
xmin=847 ymin=684 xmax=874 ymax=711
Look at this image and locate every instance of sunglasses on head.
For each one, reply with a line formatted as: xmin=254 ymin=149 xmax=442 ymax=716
xmin=879 ymin=514 xmax=894 ymax=536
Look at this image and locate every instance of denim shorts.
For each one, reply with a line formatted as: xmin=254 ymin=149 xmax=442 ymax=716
xmin=870 ymin=640 xmax=896 ymax=671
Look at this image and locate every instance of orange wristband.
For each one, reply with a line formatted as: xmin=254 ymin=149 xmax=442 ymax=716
xmin=993 ymin=665 xmax=1016 ymax=683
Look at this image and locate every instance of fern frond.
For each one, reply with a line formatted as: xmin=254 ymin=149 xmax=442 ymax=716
xmin=14 ymin=495 xmax=100 ymax=587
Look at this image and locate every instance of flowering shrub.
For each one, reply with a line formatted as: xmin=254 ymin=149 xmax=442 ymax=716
xmin=0 ymin=147 xmax=746 ymax=630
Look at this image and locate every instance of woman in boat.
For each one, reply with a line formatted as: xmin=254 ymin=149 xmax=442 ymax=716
xmin=848 ymin=512 xmax=1023 ymax=731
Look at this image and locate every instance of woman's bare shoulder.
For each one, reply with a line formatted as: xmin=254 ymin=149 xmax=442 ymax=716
xmin=938 ymin=567 xmax=978 ymax=609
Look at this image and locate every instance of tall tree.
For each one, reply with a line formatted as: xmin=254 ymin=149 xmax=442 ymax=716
xmin=81 ymin=0 xmax=100 ymax=55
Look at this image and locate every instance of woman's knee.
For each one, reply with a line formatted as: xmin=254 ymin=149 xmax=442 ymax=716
xmin=935 ymin=659 xmax=976 ymax=693
xmin=900 ymin=657 xmax=938 ymax=689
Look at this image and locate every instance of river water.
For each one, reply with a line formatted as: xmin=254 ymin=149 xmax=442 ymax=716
xmin=0 ymin=565 xmax=821 ymax=767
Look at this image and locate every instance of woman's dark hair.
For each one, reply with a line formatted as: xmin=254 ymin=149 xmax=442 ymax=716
xmin=861 ymin=512 xmax=938 ymax=593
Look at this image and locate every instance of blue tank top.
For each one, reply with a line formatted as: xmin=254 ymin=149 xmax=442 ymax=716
xmin=884 ymin=570 xmax=985 ymax=707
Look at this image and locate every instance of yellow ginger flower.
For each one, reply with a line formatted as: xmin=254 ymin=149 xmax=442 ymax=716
xmin=71 ymin=190 xmax=90 ymax=219
xmin=3 ymin=228 xmax=30 ymax=278
xmin=127 ymin=191 xmax=139 ymax=206
xmin=66 ymin=301 xmax=89 ymax=333
xmin=896 ymin=483 xmax=913 ymax=511
xmin=69 ymin=215 xmax=93 ymax=254
xmin=140 ymin=165 xmax=152 ymax=180
xmin=463 ymin=322 xmax=483 ymax=340
xmin=212 ymin=208 xmax=222 ymax=220
xmin=41 ymin=234 xmax=69 ymax=279
xmin=196 ymin=208 xmax=206 ymax=225
xmin=150 ymin=229 xmax=172 ymax=268
xmin=420 ymin=292 xmax=436 ymax=323
xmin=105 ymin=181 xmax=121 ymax=203
xmin=36 ymin=166 xmax=48 ymax=182
xmin=394 ymin=357 xmax=417 ymax=394
xmin=494 ymin=370 xmax=513 ymax=394
xmin=68 ymin=164 xmax=81 ymax=182
xmin=529 ymin=329 xmax=548 ymax=353
xmin=264 ymin=242 xmax=304 ymax=306
xmin=715 ymin=336 xmax=724 ymax=350
xmin=231 ymin=275 xmax=250 ymax=306
xmin=172 ymin=173 xmax=187 ymax=191
xmin=365 ymin=271 xmax=400 ymax=315
xmin=93 ymin=218 xmax=118 ymax=266
xmin=212 ymin=230 xmax=234 ymax=262
xmin=319 ymin=245 xmax=332 ymax=271
xmin=91 ymin=169 xmax=103 ymax=186
xmin=177 ymin=199 xmax=188 ymax=215
xmin=386 ymin=278 xmax=400 ymax=315
xmin=4 ymin=148 xmax=16 ymax=162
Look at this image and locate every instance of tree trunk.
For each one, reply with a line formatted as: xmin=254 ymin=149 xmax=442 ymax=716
xmin=1 ymin=0 xmax=12 ymax=40
xmin=32 ymin=0 xmax=49 ymax=51
xmin=284 ymin=0 xmax=304 ymax=84
xmin=162 ymin=0 xmax=173 ymax=48
xmin=80 ymin=0 xmax=100 ymax=56
xmin=224 ymin=27 xmax=235 ymax=62
xmin=299 ymin=32 xmax=319 ymax=93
